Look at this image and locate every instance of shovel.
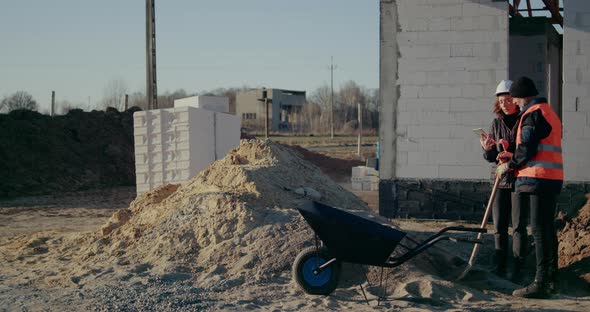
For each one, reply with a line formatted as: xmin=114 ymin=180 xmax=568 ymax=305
xmin=457 ymin=174 xmax=501 ymax=280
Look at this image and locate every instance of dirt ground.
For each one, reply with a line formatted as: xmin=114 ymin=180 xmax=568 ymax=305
xmin=1 ymin=186 xmax=589 ymax=311
xmin=1 ymin=141 xmax=588 ymax=311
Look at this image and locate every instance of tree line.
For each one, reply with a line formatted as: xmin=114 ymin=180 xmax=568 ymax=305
xmin=1 ymin=80 xmax=379 ymax=134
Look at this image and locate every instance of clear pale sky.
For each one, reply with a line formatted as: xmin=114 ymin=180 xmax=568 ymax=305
xmin=0 ymin=1 xmax=379 ymax=111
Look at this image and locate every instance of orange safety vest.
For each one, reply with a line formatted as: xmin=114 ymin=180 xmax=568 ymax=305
xmin=515 ymin=103 xmax=563 ymax=181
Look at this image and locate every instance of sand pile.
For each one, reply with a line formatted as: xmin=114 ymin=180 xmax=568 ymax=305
xmin=558 ymin=195 xmax=590 ymax=270
xmin=77 ymin=140 xmax=369 ymax=288
xmin=1 ymin=139 xmax=496 ymax=307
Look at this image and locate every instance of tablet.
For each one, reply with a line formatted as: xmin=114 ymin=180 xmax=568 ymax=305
xmin=472 ymin=128 xmax=487 ymax=137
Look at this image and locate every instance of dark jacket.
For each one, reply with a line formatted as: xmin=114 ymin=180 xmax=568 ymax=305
xmin=508 ymin=97 xmax=563 ymax=194
xmin=483 ymin=113 xmax=519 ymax=188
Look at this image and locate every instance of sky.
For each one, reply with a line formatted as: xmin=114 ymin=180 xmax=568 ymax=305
xmin=0 ymin=1 xmax=379 ymax=111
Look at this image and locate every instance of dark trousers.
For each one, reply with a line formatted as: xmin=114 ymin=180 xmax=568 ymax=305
xmin=511 ymin=192 xmax=529 ymax=260
xmin=515 ymin=192 xmax=558 ymax=282
xmin=492 ymin=189 xmax=528 ymax=259
xmin=492 ymin=188 xmax=511 ymax=257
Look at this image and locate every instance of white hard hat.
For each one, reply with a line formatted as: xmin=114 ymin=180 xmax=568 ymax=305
xmin=495 ymin=80 xmax=513 ymax=96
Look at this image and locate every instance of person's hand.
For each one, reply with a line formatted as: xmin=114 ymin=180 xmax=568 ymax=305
xmin=496 ymin=163 xmax=511 ymax=177
xmin=496 ymin=151 xmax=513 ymax=164
xmin=480 ymin=134 xmax=495 ymax=151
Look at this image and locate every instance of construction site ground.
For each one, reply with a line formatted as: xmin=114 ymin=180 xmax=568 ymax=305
xmin=1 ymin=141 xmax=588 ymax=311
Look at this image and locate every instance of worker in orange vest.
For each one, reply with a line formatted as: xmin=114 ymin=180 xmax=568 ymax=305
xmin=496 ymin=76 xmax=563 ymax=299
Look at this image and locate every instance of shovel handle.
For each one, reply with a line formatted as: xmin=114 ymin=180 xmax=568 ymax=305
xmin=469 ymin=175 xmax=501 ymax=262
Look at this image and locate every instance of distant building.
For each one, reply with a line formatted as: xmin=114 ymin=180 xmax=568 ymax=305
xmin=235 ymin=88 xmax=306 ymax=131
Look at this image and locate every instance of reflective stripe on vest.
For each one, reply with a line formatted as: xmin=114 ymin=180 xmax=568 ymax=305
xmin=515 ymin=103 xmax=563 ymax=181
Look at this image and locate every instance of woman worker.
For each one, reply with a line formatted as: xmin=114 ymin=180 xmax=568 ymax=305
xmin=479 ymin=80 xmax=526 ymax=281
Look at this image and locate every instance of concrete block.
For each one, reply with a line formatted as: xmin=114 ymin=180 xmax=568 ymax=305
xmin=214 ymin=112 xmax=241 ymax=160
xmin=462 ymin=2 xmax=481 ymax=17
xmin=439 ymin=165 xmax=487 ymax=179
xmin=461 ymin=84 xmax=485 ymax=98
xmin=402 ymin=18 xmax=429 ymax=32
xmin=400 ymin=85 xmax=420 ymax=98
xmin=352 ymin=166 xmax=367 ymax=178
xmin=399 ymin=98 xmax=451 ymax=112
xmin=428 ymin=17 xmax=451 ymax=31
xmin=451 ymin=44 xmax=474 ymax=57
xmin=452 ymin=112 xmax=493 ymax=127
xmin=399 ymin=71 xmax=428 ymax=85
xmin=451 ymin=16 xmax=477 ymax=31
xmin=419 ymin=85 xmax=462 ymax=98
xmin=407 ymin=151 xmax=430 ymax=166
xmin=396 ymin=164 xmax=439 ymax=179
xmin=477 ymin=15 xmax=499 ymax=31
xmin=174 ymin=96 xmax=229 ymax=113
xmin=397 ymin=151 xmax=409 ymax=166
xmin=407 ymin=125 xmax=450 ymax=139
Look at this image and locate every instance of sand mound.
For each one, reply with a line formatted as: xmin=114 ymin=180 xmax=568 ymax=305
xmin=78 ymin=140 xmax=369 ymax=288
xmin=1 ymin=139 xmax=497 ymax=307
xmin=559 ymin=195 xmax=590 ymax=269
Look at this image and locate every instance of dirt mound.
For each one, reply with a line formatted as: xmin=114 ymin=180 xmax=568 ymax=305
xmin=0 ymin=108 xmax=138 ymax=198
xmin=77 ymin=140 xmax=369 ymax=288
xmin=559 ymin=195 xmax=590 ymax=272
xmin=1 ymin=139 xmax=493 ymax=306
xmin=288 ymin=145 xmax=364 ymax=182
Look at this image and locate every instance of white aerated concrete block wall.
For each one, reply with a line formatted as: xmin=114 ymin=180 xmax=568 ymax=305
xmin=395 ymin=0 xmax=508 ymax=180
xmin=134 ymin=107 xmax=240 ymax=193
xmin=563 ymin=0 xmax=590 ymax=182
xmin=174 ymin=96 xmax=229 ymax=113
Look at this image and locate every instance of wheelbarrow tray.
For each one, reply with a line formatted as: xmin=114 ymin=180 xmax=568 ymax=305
xmin=297 ymin=201 xmax=406 ymax=266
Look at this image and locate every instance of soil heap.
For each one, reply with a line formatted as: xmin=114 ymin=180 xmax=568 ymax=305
xmin=558 ymin=195 xmax=590 ymax=283
xmin=81 ymin=139 xmax=370 ymax=288
xmin=1 ymin=139 xmax=499 ymax=308
xmin=0 ymin=108 xmax=137 ymax=198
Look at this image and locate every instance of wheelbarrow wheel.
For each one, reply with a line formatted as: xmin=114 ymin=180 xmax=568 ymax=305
xmin=292 ymin=246 xmax=341 ymax=295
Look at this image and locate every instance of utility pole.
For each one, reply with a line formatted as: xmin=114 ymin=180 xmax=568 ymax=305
xmin=329 ymin=56 xmax=337 ymax=139
xmin=51 ymin=91 xmax=55 ymax=116
xmin=146 ymin=0 xmax=158 ymax=110
xmin=357 ymin=102 xmax=362 ymax=158
xmin=124 ymin=94 xmax=129 ymax=111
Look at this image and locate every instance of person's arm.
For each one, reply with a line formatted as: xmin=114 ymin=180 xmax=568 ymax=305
xmin=483 ymin=121 xmax=498 ymax=163
xmin=508 ymin=110 xmax=552 ymax=169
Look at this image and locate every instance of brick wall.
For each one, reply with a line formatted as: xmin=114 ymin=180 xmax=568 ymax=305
xmin=379 ymin=179 xmax=590 ymax=221
xmin=563 ymin=0 xmax=590 ymax=182
xmin=391 ymin=0 xmax=509 ymax=180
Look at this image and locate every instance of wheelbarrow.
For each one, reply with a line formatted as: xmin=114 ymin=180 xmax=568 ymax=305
xmin=292 ymin=201 xmax=487 ymax=296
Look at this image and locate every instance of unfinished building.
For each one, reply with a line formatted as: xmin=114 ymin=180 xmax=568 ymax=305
xmin=235 ymin=88 xmax=306 ymax=132
xmin=379 ymin=0 xmax=590 ymax=219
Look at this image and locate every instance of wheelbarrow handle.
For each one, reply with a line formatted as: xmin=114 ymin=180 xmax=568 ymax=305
xmin=442 ymin=226 xmax=487 ymax=234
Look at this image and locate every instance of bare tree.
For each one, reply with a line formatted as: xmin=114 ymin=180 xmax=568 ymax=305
xmin=58 ymin=100 xmax=86 ymax=114
xmin=101 ymin=79 xmax=128 ymax=110
xmin=0 ymin=91 xmax=38 ymax=112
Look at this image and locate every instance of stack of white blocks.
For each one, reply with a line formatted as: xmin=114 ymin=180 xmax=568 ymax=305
xmin=133 ymin=99 xmax=240 ymax=193
xmin=173 ymin=95 xmax=229 ymax=113
xmin=351 ymin=166 xmax=379 ymax=191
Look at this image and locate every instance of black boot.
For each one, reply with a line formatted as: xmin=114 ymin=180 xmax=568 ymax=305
xmin=513 ymin=280 xmax=550 ymax=299
xmin=494 ymin=250 xmax=508 ymax=278
xmin=510 ymin=258 xmax=525 ymax=285
xmin=547 ymin=268 xmax=558 ymax=294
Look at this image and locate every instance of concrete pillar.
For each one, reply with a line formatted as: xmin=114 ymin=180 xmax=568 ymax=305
xmin=562 ymin=0 xmax=590 ymax=182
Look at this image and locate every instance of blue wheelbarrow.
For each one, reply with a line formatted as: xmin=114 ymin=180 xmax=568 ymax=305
xmin=292 ymin=201 xmax=487 ymax=296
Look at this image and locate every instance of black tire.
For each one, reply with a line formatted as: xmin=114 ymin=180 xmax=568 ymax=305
xmin=292 ymin=246 xmax=341 ymax=295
